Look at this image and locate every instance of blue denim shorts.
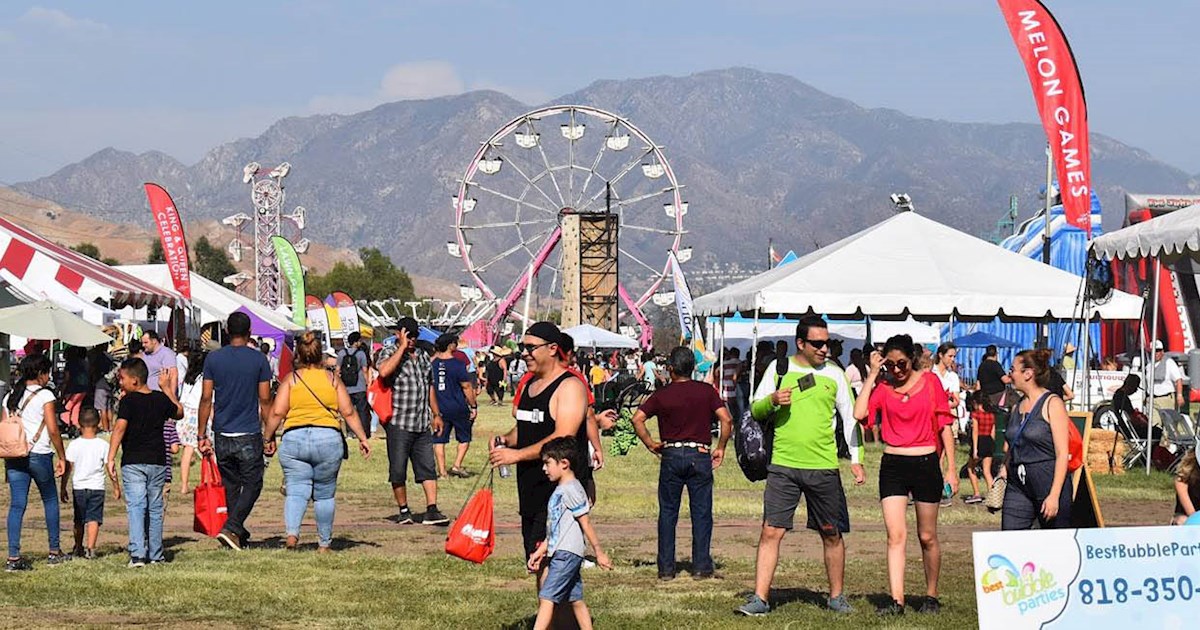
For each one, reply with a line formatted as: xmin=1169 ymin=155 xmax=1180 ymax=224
xmin=538 ymin=551 xmax=584 ymax=603
xmin=73 ymin=489 xmax=105 ymax=525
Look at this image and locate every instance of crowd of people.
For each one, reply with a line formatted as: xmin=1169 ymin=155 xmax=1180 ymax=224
xmin=4 ymin=311 xmax=1199 ymax=625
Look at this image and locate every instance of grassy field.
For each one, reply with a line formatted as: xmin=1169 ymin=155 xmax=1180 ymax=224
xmin=0 ymin=404 xmax=1180 ymax=629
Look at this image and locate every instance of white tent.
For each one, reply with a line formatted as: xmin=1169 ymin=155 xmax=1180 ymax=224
xmin=1091 ymin=203 xmax=1200 ymax=262
xmin=561 ymin=324 xmax=639 ymax=349
xmin=1089 ymin=206 xmax=1200 ymax=473
xmin=117 ymin=265 xmax=303 ymax=333
xmin=694 ymin=212 xmax=1143 ymax=320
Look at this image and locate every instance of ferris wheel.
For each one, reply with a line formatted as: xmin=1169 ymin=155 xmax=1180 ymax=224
xmin=450 ymin=105 xmax=689 ymax=347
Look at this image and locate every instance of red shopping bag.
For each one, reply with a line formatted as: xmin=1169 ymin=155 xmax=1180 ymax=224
xmin=194 ymin=454 xmax=228 ymax=537
xmin=445 ymin=475 xmax=495 ymax=564
xmin=368 ymin=376 xmax=394 ymax=425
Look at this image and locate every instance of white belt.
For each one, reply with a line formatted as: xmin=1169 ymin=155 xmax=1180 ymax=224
xmin=663 ymin=441 xmax=708 ymax=451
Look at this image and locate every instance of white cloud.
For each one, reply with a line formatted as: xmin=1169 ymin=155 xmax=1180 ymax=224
xmin=379 ymin=60 xmax=465 ymax=100
xmin=308 ymin=60 xmax=550 ymax=114
xmin=19 ymin=7 xmax=109 ymax=36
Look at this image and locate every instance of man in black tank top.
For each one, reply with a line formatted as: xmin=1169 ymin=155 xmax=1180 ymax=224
xmin=489 ymin=322 xmax=589 ymax=576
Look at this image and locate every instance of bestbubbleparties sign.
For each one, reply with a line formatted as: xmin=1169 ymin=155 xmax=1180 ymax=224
xmin=974 ymin=526 xmax=1200 ymax=629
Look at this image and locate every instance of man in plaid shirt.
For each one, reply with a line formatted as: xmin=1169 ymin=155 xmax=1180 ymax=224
xmin=377 ymin=317 xmax=448 ymax=525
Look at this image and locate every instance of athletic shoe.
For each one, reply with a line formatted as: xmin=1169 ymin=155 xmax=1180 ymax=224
xmin=46 ymin=552 xmax=72 ymax=566
xmin=939 ymin=496 xmax=953 ymax=508
xmin=736 ymin=594 xmax=770 ymax=616
xmin=149 ymin=559 xmax=168 ymax=566
xmin=421 ymin=508 xmax=450 ymax=526
xmin=5 ymin=557 xmax=32 ymax=572
xmin=827 ymin=594 xmax=854 ymax=614
xmin=391 ymin=507 xmax=415 ymax=525
xmin=876 ymin=600 xmax=905 ymax=616
xmin=694 ymin=571 xmax=722 ymax=580
xmin=83 ymin=549 xmax=96 ymax=560
xmin=216 ymin=531 xmax=242 ymax=551
xmin=964 ymin=495 xmax=984 ymax=505
xmin=918 ymin=596 xmax=942 ymax=614
xmin=658 ymin=572 xmax=675 ymax=581
xmin=449 ymin=467 xmax=471 ymax=478
xmin=127 ymin=558 xmax=147 ymax=569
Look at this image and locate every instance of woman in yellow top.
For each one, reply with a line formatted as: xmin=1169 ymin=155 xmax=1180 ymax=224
xmin=264 ymin=332 xmax=371 ymax=552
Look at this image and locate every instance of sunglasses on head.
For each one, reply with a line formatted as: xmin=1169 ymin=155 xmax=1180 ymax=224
xmin=884 ymin=359 xmax=910 ymax=372
xmin=803 ymin=338 xmax=829 ymax=350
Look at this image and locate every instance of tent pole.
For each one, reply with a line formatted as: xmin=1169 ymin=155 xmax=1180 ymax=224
xmin=750 ymin=308 xmax=760 ymax=394
xmin=1146 ymin=257 xmax=1161 ymax=474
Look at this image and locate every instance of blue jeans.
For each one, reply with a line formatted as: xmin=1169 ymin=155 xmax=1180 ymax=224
xmin=657 ymin=448 xmax=714 ymax=575
xmin=5 ymin=453 xmax=61 ymax=558
xmin=214 ymin=433 xmax=265 ymax=541
xmin=279 ymin=427 xmax=344 ymax=547
xmin=122 ymin=464 xmax=167 ymax=561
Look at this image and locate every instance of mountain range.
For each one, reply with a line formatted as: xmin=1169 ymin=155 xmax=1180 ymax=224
xmin=12 ymin=67 xmax=1199 ymax=292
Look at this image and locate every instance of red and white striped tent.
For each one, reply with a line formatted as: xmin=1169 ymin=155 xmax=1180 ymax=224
xmin=0 ymin=216 xmax=181 ymax=309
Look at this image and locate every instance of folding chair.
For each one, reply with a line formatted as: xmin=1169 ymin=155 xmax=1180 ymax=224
xmin=1114 ymin=410 xmax=1149 ymax=471
xmin=1159 ymin=409 xmax=1197 ymax=471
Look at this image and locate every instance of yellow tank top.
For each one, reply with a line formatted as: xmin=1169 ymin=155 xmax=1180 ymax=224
xmin=285 ymin=368 xmax=341 ymax=430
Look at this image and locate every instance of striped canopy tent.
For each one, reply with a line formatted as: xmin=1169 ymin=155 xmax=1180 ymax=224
xmin=0 ymin=216 xmax=180 ymax=314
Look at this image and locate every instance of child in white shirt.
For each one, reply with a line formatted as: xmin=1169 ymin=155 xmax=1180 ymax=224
xmin=59 ymin=409 xmax=118 ymax=559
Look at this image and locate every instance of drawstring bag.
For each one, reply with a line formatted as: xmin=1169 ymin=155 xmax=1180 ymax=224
xmin=368 ymin=377 xmax=394 ymax=425
xmin=445 ymin=468 xmax=495 ymax=564
xmin=194 ymin=454 xmax=228 ymax=537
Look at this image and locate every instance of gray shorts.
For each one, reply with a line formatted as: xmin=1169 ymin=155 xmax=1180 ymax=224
xmin=763 ymin=464 xmax=850 ymax=535
xmin=384 ymin=424 xmax=437 ymax=485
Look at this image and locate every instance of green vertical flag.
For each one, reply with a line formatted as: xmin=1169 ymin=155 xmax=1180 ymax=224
xmin=271 ymin=236 xmax=306 ymax=327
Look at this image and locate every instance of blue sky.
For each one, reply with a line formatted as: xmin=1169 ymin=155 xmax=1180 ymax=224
xmin=1 ymin=1 xmax=1197 ymax=183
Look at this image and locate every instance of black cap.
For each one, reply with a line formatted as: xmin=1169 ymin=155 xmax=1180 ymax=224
xmin=394 ymin=317 xmax=419 ymax=340
xmin=526 ymin=321 xmax=561 ymax=345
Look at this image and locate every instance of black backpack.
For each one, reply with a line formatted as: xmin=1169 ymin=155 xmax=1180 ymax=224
xmin=339 ymin=349 xmax=360 ymax=387
xmin=735 ymin=344 xmax=790 ymax=482
xmin=734 ymin=404 xmax=774 ymax=482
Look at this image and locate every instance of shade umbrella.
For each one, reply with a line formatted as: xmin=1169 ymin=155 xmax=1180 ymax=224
xmin=951 ymin=331 xmax=1022 ymax=349
xmin=0 ymin=300 xmax=112 ymax=347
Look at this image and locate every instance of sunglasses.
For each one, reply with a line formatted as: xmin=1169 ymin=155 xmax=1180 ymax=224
xmin=803 ymin=338 xmax=829 ymax=350
xmin=520 ymin=341 xmax=552 ymax=355
xmin=883 ymin=359 xmax=910 ymax=372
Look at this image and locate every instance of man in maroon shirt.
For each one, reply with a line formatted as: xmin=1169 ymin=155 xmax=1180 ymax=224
xmin=631 ymin=346 xmax=733 ymax=580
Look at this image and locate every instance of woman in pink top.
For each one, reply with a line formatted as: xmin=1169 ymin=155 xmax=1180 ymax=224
xmin=853 ymin=334 xmax=957 ymax=616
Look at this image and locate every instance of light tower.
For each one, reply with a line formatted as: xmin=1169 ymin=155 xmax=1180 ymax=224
xmin=224 ymin=162 xmax=308 ymax=306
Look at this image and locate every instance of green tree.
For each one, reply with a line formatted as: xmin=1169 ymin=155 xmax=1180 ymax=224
xmin=147 ymin=239 xmax=165 ymax=263
xmin=70 ymin=242 xmax=102 ymax=260
xmin=192 ymin=236 xmax=237 ymax=284
xmin=306 ymin=248 xmax=415 ymax=301
xmin=101 ymin=257 xmax=120 ymax=266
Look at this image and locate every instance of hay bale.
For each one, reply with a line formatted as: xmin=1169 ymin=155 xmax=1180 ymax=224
xmin=1088 ymin=429 xmax=1124 ymax=475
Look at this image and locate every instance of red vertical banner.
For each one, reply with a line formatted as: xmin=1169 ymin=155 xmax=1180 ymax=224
xmin=143 ymin=183 xmax=192 ymax=298
xmin=997 ymin=0 xmax=1092 ymax=236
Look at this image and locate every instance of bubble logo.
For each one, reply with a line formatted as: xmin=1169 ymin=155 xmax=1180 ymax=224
xmin=980 ymin=554 xmax=1067 ymax=615
xmin=460 ymin=524 xmax=490 ymax=546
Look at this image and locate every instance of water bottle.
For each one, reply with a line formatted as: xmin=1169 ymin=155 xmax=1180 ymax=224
xmin=493 ymin=436 xmax=511 ymax=478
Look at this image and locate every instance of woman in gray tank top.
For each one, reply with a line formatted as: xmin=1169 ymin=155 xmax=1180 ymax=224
xmin=1000 ymin=349 xmax=1073 ymax=530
